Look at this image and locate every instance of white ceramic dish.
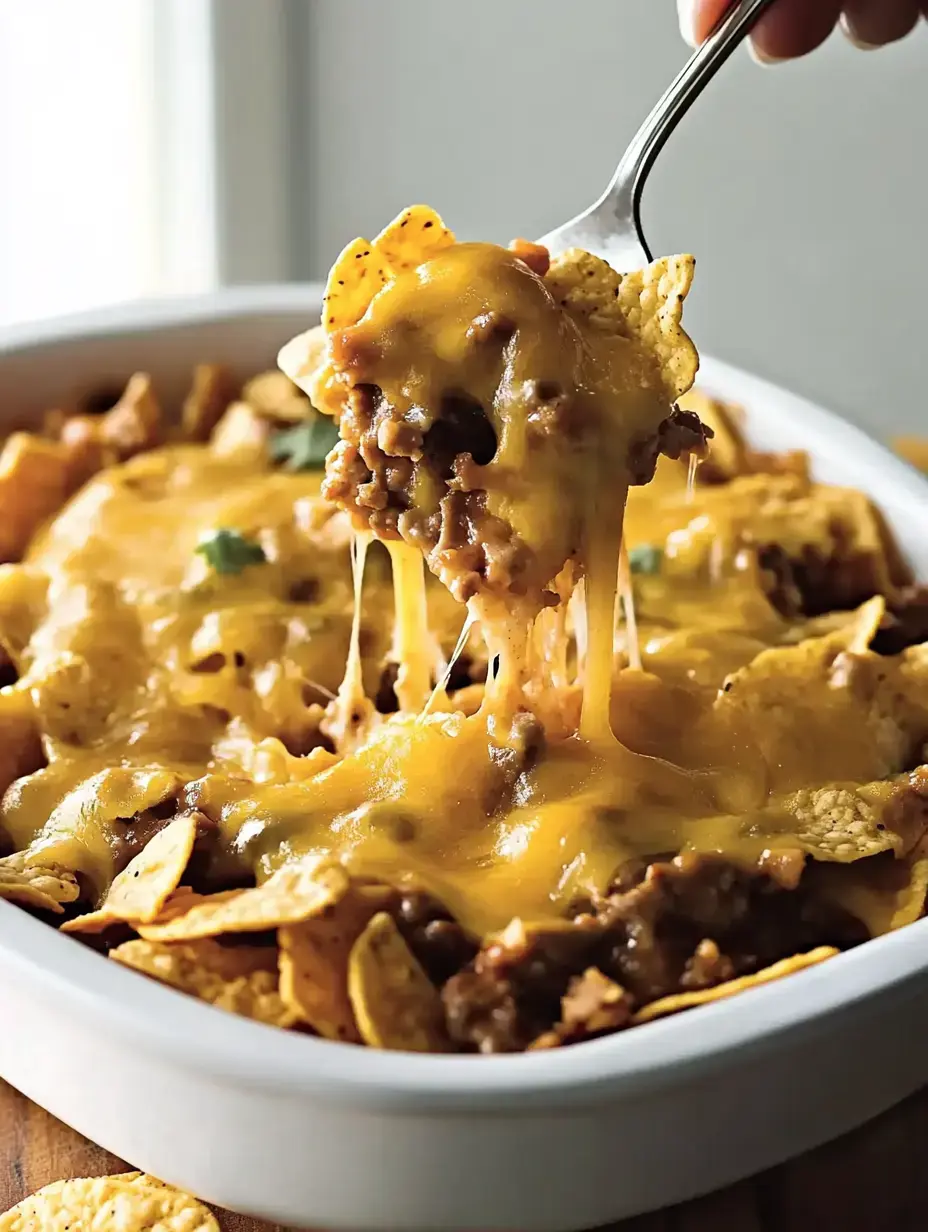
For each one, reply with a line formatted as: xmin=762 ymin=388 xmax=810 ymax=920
xmin=0 ymin=288 xmax=926 ymax=1232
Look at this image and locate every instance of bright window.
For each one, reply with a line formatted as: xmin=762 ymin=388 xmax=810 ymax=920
xmin=0 ymin=0 xmax=164 ymax=325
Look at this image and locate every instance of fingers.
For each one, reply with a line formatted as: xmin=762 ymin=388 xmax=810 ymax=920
xmin=840 ymin=0 xmax=921 ymax=47
xmin=749 ymin=0 xmax=844 ymax=60
xmin=679 ymin=0 xmax=730 ymax=46
xmin=680 ymin=0 xmax=925 ymax=58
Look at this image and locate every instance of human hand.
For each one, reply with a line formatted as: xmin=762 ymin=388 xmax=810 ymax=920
xmin=678 ymin=0 xmax=926 ymax=60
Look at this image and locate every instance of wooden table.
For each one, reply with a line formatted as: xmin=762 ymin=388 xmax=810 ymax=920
xmin=2 ymin=1079 xmax=925 ymax=1230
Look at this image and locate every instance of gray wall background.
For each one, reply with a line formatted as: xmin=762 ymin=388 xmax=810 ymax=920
xmin=287 ymin=0 xmax=927 ymax=437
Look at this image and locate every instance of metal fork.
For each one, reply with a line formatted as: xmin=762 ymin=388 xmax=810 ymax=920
xmin=537 ymin=0 xmax=777 ymax=272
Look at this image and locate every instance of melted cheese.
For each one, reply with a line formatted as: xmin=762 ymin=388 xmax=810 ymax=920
xmin=0 ymin=240 xmax=919 ymax=941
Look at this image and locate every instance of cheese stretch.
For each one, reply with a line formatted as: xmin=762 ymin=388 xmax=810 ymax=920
xmin=0 ymin=209 xmax=924 ymax=943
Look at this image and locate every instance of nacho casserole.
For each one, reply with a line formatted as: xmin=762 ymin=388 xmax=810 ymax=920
xmin=0 ymin=207 xmax=926 ymax=1054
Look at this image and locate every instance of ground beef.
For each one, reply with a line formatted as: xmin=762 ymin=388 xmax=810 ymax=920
xmin=322 ymin=370 xmax=712 ymax=609
xmin=391 ymin=890 xmax=478 ymax=985
xmin=628 ymin=408 xmax=714 ymax=487
xmin=759 ymin=543 xmax=886 ymax=619
xmin=0 ymin=645 xmax=17 ymax=689
xmin=443 ymin=920 xmax=602 ymax=1053
xmin=872 ymin=586 xmax=928 ymax=656
xmin=109 ymin=805 xmax=215 ymax=877
xmin=442 ymin=853 xmax=868 ymax=1053
xmin=482 ymin=710 xmax=546 ymax=814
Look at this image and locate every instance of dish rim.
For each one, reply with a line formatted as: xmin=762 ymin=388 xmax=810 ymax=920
xmin=1 ymin=286 xmax=927 ymax=1115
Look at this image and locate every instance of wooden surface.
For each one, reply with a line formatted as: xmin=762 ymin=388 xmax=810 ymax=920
xmin=1 ymin=1078 xmax=924 ymax=1230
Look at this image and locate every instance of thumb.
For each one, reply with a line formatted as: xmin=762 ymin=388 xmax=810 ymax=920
xmin=676 ymin=0 xmax=699 ymax=45
xmin=677 ymin=0 xmax=735 ymax=46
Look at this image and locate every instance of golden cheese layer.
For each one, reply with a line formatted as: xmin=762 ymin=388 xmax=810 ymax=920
xmin=1 ymin=216 xmax=925 ymax=945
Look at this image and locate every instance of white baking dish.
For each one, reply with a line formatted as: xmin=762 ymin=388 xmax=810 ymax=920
xmin=0 ymin=288 xmax=926 ymax=1232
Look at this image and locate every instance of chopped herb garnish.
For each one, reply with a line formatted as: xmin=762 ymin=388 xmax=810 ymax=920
xmin=195 ymin=528 xmax=266 ymax=576
xmin=269 ymin=413 xmax=340 ymax=471
xmin=628 ymin=544 xmax=663 ymax=576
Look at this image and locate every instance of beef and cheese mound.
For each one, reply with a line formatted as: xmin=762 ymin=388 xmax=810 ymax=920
xmin=0 ymin=206 xmax=926 ymax=1054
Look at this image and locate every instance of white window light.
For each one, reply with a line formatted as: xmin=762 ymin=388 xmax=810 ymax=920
xmin=0 ymin=0 xmax=293 ymax=328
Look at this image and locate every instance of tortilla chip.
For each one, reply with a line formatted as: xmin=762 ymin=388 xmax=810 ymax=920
xmin=0 ymin=1174 xmax=218 ymax=1231
xmin=0 ymin=853 xmax=79 ymax=914
xmin=181 ymin=363 xmax=235 ymax=441
xmin=545 ymin=249 xmax=698 ymax=400
xmin=715 ymin=616 xmax=915 ymax=788
xmin=347 ymin=911 xmax=447 ymax=1052
xmin=321 ymin=237 xmax=390 ymax=333
xmin=372 ymin=204 xmax=455 ymax=273
xmin=781 ymin=781 xmax=912 ymax=862
xmin=276 ymin=327 xmax=329 ymax=402
xmin=242 ymin=368 xmax=311 ymax=421
xmin=808 ymin=836 xmax=928 ymax=937
xmin=23 ymin=766 xmax=182 ymax=886
xmin=616 ymin=255 xmax=699 ymax=400
xmin=135 ymin=860 xmax=347 ymax=942
xmin=61 ymin=813 xmax=198 ymax=934
xmin=279 ymin=884 xmax=393 ymax=1041
xmin=631 ymin=947 xmax=839 ymax=1025
xmin=892 ymin=837 xmax=928 ymax=928
xmin=110 ymin=937 xmax=295 ymax=1028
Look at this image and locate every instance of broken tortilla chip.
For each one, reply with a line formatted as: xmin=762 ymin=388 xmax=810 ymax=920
xmin=110 ymin=937 xmax=295 ymax=1028
xmin=0 ymin=853 xmax=79 ymax=914
xmin=779 ymin=780 xmax=916 ymax=863
xmin=0 ymin=1173 xmax=219 ymax=1232
xmin=631 ymin=947 xmax=839 ymax=1025
xmin=545 ymin=249 xmax=698 ymax=401
xmin=61 ymin=812 xmax=197 ymax=933
xmin=321 ymin=237 xmax=390 ymax=333
xmin=808 ymin=834 xmax=928 ymax=936
xmin=347 ymin=910 xmax=447 ymax=1052
xmin=279 ymin=883 xmax=394 ymax=1041
xmin=134 ymin=860 xmax=347 ymax=942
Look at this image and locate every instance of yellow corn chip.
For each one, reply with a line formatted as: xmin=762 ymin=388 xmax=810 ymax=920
xmin=781 ymin=782 xmax=910 ymax=863
xmin=347 ymin=910 xmax=447 ymax=1052
xmin=372 ymin=204 xmax=454 ymax=273
xmin=616 ymin=255 xmax=699 ymax=400
xmin=545 ymin=249 xmax=698 ymax=400
xmin=0 ymin=854 xmax=79 ymax=914
xmin=61 ymin=813 xmax=198 ymax=934
xmin=133 ymin=888 xmax=237 ymax=938
xmin=242 ymin=368 xmax=311 ymax=421
xmin=312 ymin=206 xmax=455 ymax=341
xmin=891 ymin=839 xmax=928 ymax=929
xmin=276 ymin=326 xmax=328 ymax=399
xmin=0 ymin=1174 xmax=218 ymax=1232
xmin=23 ymin=766 xmax=182 ymax=886
xmin=810 ymin=837 xmax=928 ymax=938
xmin=279 ymin=883 xmax=394 ymax=1041
xmin=135 ymin=860 xmax=347 ymax=942
xmin=321 ymin=237 xmax=390 ymax=332
xmin=110 ymin=937 xmax=295 ymax=1028
xmin=632 ymin=947 xmax=839 ymax=1025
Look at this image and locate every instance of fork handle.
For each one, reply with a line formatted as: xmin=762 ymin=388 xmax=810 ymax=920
xmin=609 ymin=0 xmax=778 ymax=258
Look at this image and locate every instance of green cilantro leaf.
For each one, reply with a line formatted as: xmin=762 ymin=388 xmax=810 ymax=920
xmin=195 ymin=528 xmax=267 ymax=576
xmin=628 ymin=544 xmax=663 ymax=576
xmin=269 ymin=414 xmax=340 ymax=471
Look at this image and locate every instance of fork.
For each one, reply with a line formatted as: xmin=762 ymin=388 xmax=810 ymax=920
xmin=537 ymin=0 xmax=777 ymax=272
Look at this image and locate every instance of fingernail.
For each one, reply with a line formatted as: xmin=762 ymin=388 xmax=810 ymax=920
xmin=676 ymin=0 xmax=697 ymax=47
xmin=838 ymin=14 xmax=881 ymax=49
xmin=748 ymin=39 xmax=788 ymax=65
